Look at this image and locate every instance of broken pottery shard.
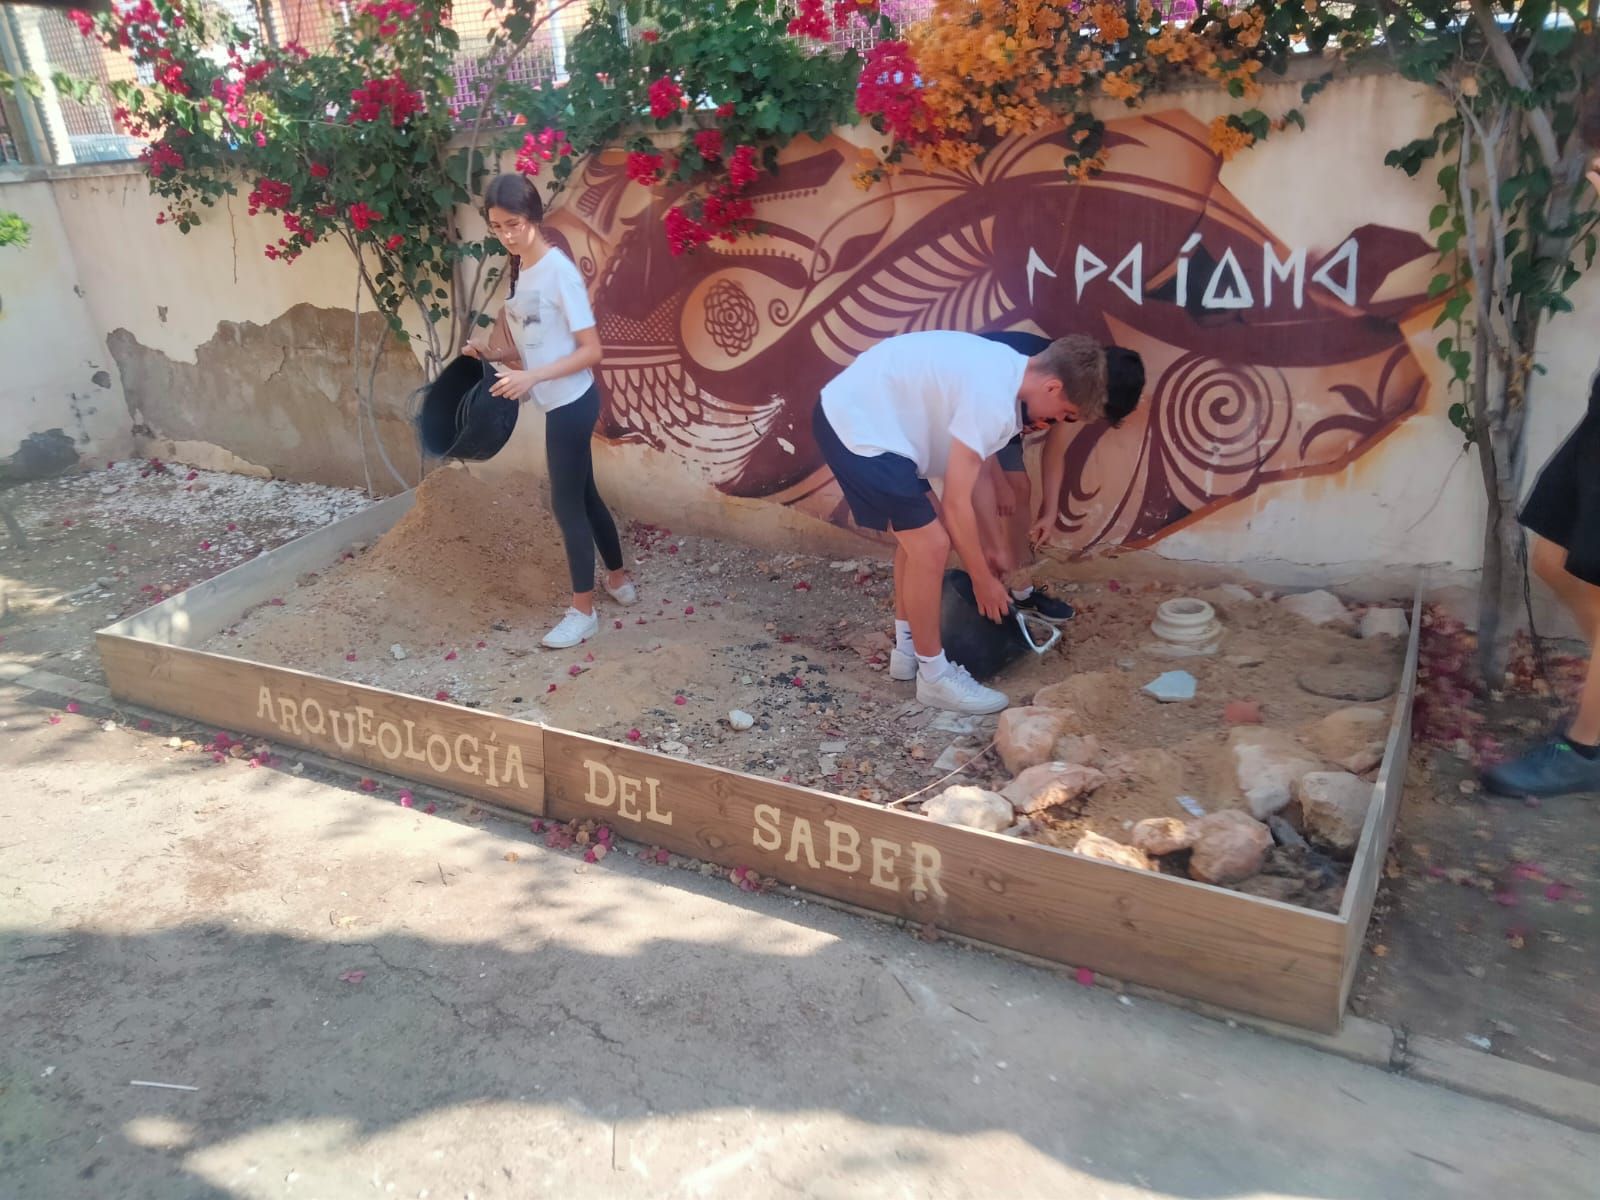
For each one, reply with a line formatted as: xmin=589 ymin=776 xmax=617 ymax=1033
xmin=1358 ymin=607 xmax=1410 ymax=639
xmin=1131 ymin=817 xmax=1195 ymax=856
xmin=1188 ymin=810 xmax=1273 ymax=885
xmin=1295 ymin=771 xmax=1374 ymax=853
xmin=922 ymin=785 xmax=1013 ymax=833
xmin=1175 ymin=794 xmax=1207 ymax=819
xmin=1277 ymin=589 xmax=1353 ymax=627
xmin=1071 ymin=831 xmax=1154 ymax=872
xmin=1297 ymin=663 xmax=1395 ymax=703
xmin=996 ymin=706 xmax=1080 ymax=774
xmin=1229 ymin=726 xmax=1323 ymax=819
xmin=933 ymin=741 xmax=979 ymax=773
xmin=389 ymin=643 xmax=407 ymax=660
xmin=1143 ymin=671 xmax=1196 ymax=703
xmin=1000 ymin=761 xmax=1108 ymax=815
xmin=728 ymin=709 xmax=755 ymax=731
xmin=1223 ymin=699 xmax=1262 ymax=726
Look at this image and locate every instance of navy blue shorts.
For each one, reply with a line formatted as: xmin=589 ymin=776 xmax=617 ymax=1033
xmin=995 ymin=433 xmax=1025 ymax=474
xmin=813 ymin=405 xmax=937 ymax=532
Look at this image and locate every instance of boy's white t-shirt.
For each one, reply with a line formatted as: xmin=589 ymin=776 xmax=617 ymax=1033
xmin=819 ymin=331 xmax=1027 ymax=477
xmin=502 ymin=247 xmax=596 ymax=412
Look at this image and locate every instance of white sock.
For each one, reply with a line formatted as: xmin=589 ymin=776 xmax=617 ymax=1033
xmin=894 ymin=620 xmax=914 ymax=655
xmin=916 ymin=650 xmax=950 ymax=681
xmin=1011 ymin=585 xmax=1034 ymax=600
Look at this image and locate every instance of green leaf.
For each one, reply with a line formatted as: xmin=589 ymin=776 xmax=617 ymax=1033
xmin=1428 ymin=272 xmax=1453 ymax=297
xmin=1428 ymin=204 xmax=1449 ymax=231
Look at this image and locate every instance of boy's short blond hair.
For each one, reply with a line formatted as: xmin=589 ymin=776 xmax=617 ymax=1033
xmin=1033 ymin=334 xmax=1107 ymax=424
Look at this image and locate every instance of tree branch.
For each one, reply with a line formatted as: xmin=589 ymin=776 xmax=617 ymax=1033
xmin=1469 ymin=0 xmax=1561 ymax=173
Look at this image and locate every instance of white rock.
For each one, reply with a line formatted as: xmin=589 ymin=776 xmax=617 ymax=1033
xmin=1229 ymin=727 xmax=1323 ymax=819
xmin=819 ymin=740 xmax=848 ymax=753
xmin=728 ymin=709 xmax=755 ymax=731
xmin=1131 ymin=817 xmax=1195 ymax=856
xmin=996 ymin=706 xmax=1080 ymax=774
xmin=1001 ymin=761 xmax=1108 ymax=814
xmin=1072 ymin=831 xmax=1154 ymax=872
xmin=1296 ymin=771 xmax=1374 ymax=852
xmin=829 ymin=560 xmax=861 ymax=572
xmin=659 ymin=740 xmax=689 ymax=757
xmin=1358 ymin=607 xmax=1410 ymax=639
xmin=929 ymin=711 xmax=987 ymax=735
xmin=1217 ymin=583 xmax=1257 ymax=603
xmin=1277 ymin=589 xmax=1353 ymax=627
xmin=389 ymin=643 xmax=408 ymax=660
xmin=818 ymin=754 xmax=838 ymax=775
xmin=922 ymin=786 xmax=1013 ymax=833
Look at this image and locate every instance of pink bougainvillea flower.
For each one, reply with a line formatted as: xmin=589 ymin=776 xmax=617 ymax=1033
xmin=444 ymin=650 xmax=458 ymax=661
xmin=791 ymin=677 xmax=805 ymax=688
xmin=226 ymin=522 xmax=238 ymax=531
xmin=348 ymin=201 xmax=382 ymax=232
xmin=568 ymin=664 xmax=584 ymax=677
xmin=694 ymin=128 xmax=724 ymax=162
xmin=199 ymin=540 xmax=211 ymax=550
xmin=716 ymin=101 xmax=736 ymax=118
xmin=185 ymin=470 xmax=198 ymax=481
xmin=640 ymin=28 xmax=659 ymax=42
xmin=339 ymin=969 xmax=366 ymax=984
xmin=684 ymin=605 xmax=695 ymax=615
xmin=673 ymin=695 xmax=687 ymax=706
xmin=583 ymin=847 xmax=598 ymax=863
xmin=211 ymin=751 xmax=226 ymax=764
xmin=584 ymin=652 xmax=595 ymax=662
xmin=793 ymin=581 xmax=811 ymax=591
xmin=647 ymin=75 xmax=683 ymax=119
xmin=667 ymin=544 xmax=679 ymax=555
xmin=547 ymin=683 xmax=558 ymax=693
xmin=47 ymin=715 xmax=62 ymax=726
xmin=434 ymin=690 xmax=450 ymax=701
xmin=310 ymin=162 xmax=330 ymax=178
xmin=65 ymin=702 xmax=80 ymax=714
xmin=614 ymin=620 xmax=623 ymax=630
xmin=1075 ymin=966 xmax=1095 ymax=987
xmin=359 ymin=777 xmax=378 ymax=792
xmin=626 ymin=728 xmax=642 ymax=741
xmin=345 ymin=652 xmax=357 ymax=662
xmin=398 ymin=789 xmax=414 ymax=808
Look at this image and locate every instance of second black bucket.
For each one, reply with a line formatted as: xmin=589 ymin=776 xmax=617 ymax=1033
xmin=939 ymin=569 xmax=1061 ymax=681
xmin=417 ymin=355 xmax=521 ymax=461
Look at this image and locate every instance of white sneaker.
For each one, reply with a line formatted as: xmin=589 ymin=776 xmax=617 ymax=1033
xmin=889 ymin=648 xmax=917 ymax=681
xmin=606 ymin=578 xmax=639 ymax=606
xmin=916 ymin=663 xmax=1008 ymax=715
xmin=542 ymin=607 xmax=598 ymax=649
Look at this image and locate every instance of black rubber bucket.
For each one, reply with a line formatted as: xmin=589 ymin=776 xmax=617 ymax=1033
xmin=939 ymin=569 xmax=1062 ymax=681
xmin=417 ymin=355 xmax=520 ymax=461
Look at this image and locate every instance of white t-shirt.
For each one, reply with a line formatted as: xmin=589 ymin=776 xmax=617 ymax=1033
xmin=819 ymin=330 xmax=1027 ymax=477
xmin=502 ymin=247 xmax=596 ymax=412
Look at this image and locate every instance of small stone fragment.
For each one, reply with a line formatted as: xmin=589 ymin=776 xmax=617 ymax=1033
xmin=1307 ymin=705 xmax=1389 ymax=773
xmin=1223 ymin=699 xmax=1262 ymax=725
xmin=1072 ymin=831 xmax=1154 ymax=872
xmin=389 ymin=643 xmax=407 ymax=661
xmin=1131 ymin=817 xmax=1195 ymax=856
xmin=922 ymin=785 xmax=1013 ymax=833
xmin=1051 ymin=733 xmax=1101 ymax=767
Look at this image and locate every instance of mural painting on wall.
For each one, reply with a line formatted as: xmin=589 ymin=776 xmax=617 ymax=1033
xmin=544 ymin=110 xmax=1437 ymax=552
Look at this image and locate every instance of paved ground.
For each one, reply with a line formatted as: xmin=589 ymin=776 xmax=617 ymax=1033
xmin=4 ymin=681 xmax=1599 ymax=1200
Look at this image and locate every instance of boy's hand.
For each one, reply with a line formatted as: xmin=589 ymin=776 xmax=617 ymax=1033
xmin=1029 ymin=511 xmax=1057 ymax=548
xmin=973 ymin=572 xmax=1012 ymax=623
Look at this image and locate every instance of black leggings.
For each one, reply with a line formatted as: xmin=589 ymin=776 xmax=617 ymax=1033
xmin=545 ymin=384 xmax=623 ymax=594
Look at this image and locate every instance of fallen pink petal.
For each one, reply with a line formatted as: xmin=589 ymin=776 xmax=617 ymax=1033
xmin=199 ymin=540 xmax=211 ymax=550
xmin=583 ymin=848 xmax=598 ymax=863
xmin=47 ymin=715 xmax=62 ymax=726
xmin=1108 ymin=580 xmax=1121 ymax=592
xmin=226 ymin=522 xmax=238 ymax=531
xmin=423 ymin=802 xmax=437 ymax=815
xmin=338 ymin=970 xmax=366 ymax=984
xmin=1492 ymin=891 xmax=1519 ymax=907
xmin=1075 ymin=966 xmax=1094 ymax=987
xmin=435 ymin=690 xmax=451 ymax=701
xmin=345 ymin=652 xmax=357 ymax=662
xmin=475 ymin=640 xmax=487 ymax=648
xmin=444 ymin=650 xmax=458 ymax=661
xmin=65 ymin=702 xmax=79 ymax=714
xmin=1545 ymin=882 xmax=1573 ymax=901
xmin=547 ymin=683 xmax=558 ymax=693
xmin=684 ymin=605 xmax=695 ymax=615
xmin=398 ymin=790 xmax=414 ymax=808
xmin=673 ymin=695 xmax=687 ymax=706
xmin=359 ymin=778 xmax=378 ymax=792
xmin=626 ymin=728 xmax=642 ymax=741
xmin=568 ymin=664 xmax=583 ymax=677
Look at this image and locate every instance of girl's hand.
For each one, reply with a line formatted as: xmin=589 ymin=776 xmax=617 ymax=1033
xmin=1587 ymin=155 xmax=1600 ymax=205
xmin=461 ymin=341 xmax=483 ymax=359
xmin=488 ymin=367 xmax=541 ymax=400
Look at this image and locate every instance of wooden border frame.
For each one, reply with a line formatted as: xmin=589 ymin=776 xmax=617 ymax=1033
xmin=96 ymin=493 xmax=1421 ymax=1033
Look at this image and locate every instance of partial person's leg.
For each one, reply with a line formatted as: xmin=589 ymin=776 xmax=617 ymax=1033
xmin=539 ymin=399 xmax=606 ymax=648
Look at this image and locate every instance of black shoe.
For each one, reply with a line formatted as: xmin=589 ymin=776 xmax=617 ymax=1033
xmin=1014 ymin=587 xmax=1075 ymax=624
xmin=1481 ymin=737 xmax=1600 ymax=798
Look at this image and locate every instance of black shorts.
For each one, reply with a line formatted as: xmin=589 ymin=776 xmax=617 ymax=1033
xmin=813 ymin=405 xmax=937 ymax=533
xmin=996 ymin=433 xmax=1025 ymax=474
xmin=1521 ymin=405 xmax=1600 ymax=586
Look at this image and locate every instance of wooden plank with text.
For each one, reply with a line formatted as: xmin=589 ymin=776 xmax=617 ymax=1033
xmin=98 ymin=635 xmax=546 ymax=815
xmin=543 ymin=727 xmax=1347 ymax=1030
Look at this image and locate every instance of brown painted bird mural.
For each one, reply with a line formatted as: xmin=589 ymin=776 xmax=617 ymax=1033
xmin=543 ymin=109 xmax=1438 ymax=553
